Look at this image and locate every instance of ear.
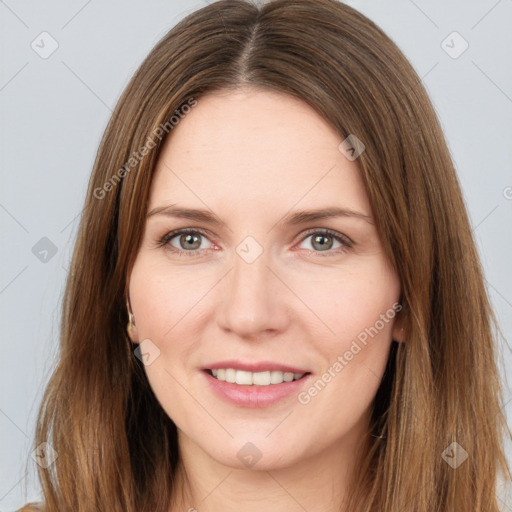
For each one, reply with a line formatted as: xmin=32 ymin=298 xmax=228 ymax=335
xmin=392 ymin=313 xmax=406 ymax=343
xmin=127 ymin=313 xmax=140 ymax=344
xmin=126 ymin=296 xmax=140 ymax=344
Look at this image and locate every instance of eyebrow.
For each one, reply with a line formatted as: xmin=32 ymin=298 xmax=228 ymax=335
xmin=146 ymin=204 xmax=373 ymax=226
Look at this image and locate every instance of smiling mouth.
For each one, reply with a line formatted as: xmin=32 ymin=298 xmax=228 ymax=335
xmin=205 ymin=368 xmax=310 ymax=386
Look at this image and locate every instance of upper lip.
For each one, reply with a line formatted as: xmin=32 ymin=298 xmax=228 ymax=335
xmin=203 ymin=360 xmax=310 ymax=374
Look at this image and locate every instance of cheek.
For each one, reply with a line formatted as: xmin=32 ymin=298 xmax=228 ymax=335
xmin=299 ymin=259 xmax=400 ymax=346
xmin=297 ymin=259 xmax=400 ymax=412
xmin=128 ymin=256 xmax=214 ymax=373
xmin=306 ymin=262 xmax=398 ymax=398
xmin=129 ymin=257 xmax=200 ymax=337
xmin=128 ymin=258 xmax=204 ymax=420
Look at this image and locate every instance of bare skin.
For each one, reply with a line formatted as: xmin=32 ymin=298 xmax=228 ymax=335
xmin=127 ymin=87 xmax=404 ymax=512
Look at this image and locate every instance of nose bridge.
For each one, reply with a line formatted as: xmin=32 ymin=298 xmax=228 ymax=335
xmin=232 ymin=248 xmax=268 ymax=298
xmin=217 ymin=242 xmax=286 ymax=336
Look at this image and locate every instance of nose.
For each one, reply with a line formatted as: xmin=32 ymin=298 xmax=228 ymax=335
xmin=215 ymin=248 xmax=290 ymax=340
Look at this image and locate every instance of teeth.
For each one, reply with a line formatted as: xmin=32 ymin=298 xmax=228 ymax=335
xmin=209 ymin=368 xmax=306 ymax=385
xmin=236 ymin=370 xmax=253 ymax=385
xmin=225 ymin=368 xmax=236 ymax=383
xmin=270 ymin=370 xmax=283 ymax=384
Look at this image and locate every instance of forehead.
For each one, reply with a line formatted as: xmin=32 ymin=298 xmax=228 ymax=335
xmin=148 ymin=88 xmax=371 ymax=217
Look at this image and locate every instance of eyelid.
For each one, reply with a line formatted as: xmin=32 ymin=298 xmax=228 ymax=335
xmin=157 ymin=227 xmax=354 ymax=256
xmin=157 ymin=227 xmax=215 ymax=253
xmin=298 ymin=227 xmax=353 ymax=248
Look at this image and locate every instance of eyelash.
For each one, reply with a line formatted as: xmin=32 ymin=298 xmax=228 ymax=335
xmin=156 ymin=227 xmax=354 ymax=257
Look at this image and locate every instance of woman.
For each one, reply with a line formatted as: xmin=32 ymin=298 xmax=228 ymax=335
xmin=20 ymin=0 xmax=511 ymax=510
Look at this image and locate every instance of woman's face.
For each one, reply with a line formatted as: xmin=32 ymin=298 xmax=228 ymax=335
xmin=128 ymin=87 xmax=402 ymax=471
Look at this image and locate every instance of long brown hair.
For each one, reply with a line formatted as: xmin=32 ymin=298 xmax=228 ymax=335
xmin=20 ymin=0 xmax=511 ymax=510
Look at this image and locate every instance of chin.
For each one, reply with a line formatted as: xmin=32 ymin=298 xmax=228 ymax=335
xmin=202 ymin=436 xmax=305 ymax=472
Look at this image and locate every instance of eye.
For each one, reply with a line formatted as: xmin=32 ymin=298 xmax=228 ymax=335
xmin=296 ymin=229 xmax=353 ymax=255
xmin=157 ymin=227 xmax=353 ymax=257
xmin=158 ymin=228 xmax=213 ymax=255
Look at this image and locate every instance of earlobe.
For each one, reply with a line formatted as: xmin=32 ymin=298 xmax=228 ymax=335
xmin=392 ymin=316 xmax=406 ymax=343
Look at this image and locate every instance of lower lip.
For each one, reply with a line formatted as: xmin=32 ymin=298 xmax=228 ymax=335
xmin=202 ymin=370 xmax=312 ymax=408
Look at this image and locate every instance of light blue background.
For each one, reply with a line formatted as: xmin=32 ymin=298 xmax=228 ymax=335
xmin=1 ymin=0 xmax=511 ymax=509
